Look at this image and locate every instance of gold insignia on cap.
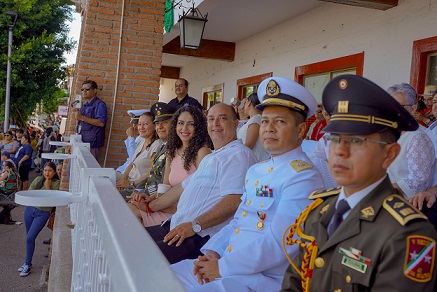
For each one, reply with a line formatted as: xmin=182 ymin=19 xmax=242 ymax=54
xmin=330 ymin=114 xmax=398 ymax=129
xmin=157 ymin=110 xmax=161 ymax=116
xmin=339 ymin=79 xmax=348 ymax=89
xmin=266 ymin=79 xmax=280 ymax=97
xmin=338 ymin=101 xmax=349 ymax=113
xmin=361 ymin=206 xmax=375 ymax=218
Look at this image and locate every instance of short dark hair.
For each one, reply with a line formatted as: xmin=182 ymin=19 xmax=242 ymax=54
xmin=379 ymin=129 xmax=398 ymax=144
xmin=16 ymin=129 xmax=24 ymax=134
xmin=286 ymin=108 xmax=305 ymax=126
xmin=227 ymin=104 xmax=238 ymax=120
xmin=177 ymin=78 xmax=189 ymax=87
xmin=248 ymin=93 xmax=261 ymax=107
xmin=82 ymin=80 xmax=98 ymax=89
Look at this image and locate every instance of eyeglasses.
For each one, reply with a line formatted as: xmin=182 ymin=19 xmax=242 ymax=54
xmin=316 ymin=110 xmax=322 ymax=113
xmin=323 ymin=134 xmax=388 ymax=150
xmin=4 ymin=134 xmax=10 ymax=137
xmin=81 ymin=87 xmax=92 ymax=92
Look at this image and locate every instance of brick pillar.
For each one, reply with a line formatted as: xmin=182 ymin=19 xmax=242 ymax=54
xmin=66 ymin=0 xmax=165 ymax=168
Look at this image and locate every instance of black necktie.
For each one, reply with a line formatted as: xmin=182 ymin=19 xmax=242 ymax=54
xmin=328 ymin=199 xmax=350 ymax=237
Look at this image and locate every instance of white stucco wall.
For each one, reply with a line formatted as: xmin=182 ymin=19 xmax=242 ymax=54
xmin=160 ymin=0 xmax=437 ymax=104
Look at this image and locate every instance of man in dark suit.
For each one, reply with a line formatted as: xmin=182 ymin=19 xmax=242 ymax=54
xmin=281 ymin=75 xmax=437 ymax=292
xmin=168 ymin=78 xmax=203 ymax=110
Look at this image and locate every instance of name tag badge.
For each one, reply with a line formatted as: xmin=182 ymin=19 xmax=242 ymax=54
xmin=341 ymin=256 xmax=367 ymax=273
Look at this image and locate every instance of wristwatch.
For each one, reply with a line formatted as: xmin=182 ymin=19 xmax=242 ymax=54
xmin=192 ymin=221 xmax=202 ymax=233
xmin=129 ymin=180 xmax=135 ymax=188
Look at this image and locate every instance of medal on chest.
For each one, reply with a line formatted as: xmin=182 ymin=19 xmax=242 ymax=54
xmin=257 ymin=211 xmax=266 ymax=230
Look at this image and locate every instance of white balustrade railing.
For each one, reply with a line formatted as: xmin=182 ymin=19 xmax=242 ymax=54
xmin=62 ymin=135 xmax=184 ymax=291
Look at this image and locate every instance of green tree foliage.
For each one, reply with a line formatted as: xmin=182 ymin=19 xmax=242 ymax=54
xmin=0 ymin=0 xmax=75 ymax=126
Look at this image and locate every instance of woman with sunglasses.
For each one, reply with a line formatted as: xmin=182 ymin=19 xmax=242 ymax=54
xmin=0 ymin=131 xmax=19 ymax=155
xmin=17 ymin=162 xmax=60 ymax=277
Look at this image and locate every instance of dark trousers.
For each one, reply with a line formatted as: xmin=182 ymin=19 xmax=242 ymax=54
xmin=146 ymin=221 xmax=210 ymax=264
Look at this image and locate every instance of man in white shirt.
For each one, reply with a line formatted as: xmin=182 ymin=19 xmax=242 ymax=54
xmin=145 ymin=103 xmax=257 ymax=264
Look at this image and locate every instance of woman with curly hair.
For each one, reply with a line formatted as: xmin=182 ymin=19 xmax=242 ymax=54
xmin=163 ymin=105 xmax=212 ymax=187
xmin=132 ymin=106 xmax=212 ymax=227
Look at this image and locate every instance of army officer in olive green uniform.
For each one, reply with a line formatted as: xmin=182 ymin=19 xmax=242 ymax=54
xmin=281 ymin=75 xmax=437 ymax=292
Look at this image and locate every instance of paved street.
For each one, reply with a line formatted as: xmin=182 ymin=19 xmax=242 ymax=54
xmin=0 ymin=170 xmax=52 ymax=292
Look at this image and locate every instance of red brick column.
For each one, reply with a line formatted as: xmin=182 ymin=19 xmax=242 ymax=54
xmin=66 ymin=0 xmax=165 ymax=168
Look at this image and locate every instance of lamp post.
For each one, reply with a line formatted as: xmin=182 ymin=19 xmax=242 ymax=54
xmin=4 ymin=11 xmax=18 ymax=133
xmin=178 ymin=4 xmax=208 ymax=50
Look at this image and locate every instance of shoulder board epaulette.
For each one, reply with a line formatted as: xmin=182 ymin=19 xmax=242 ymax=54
xmin=383 ymin=194 xmax=428 ymax=226
xmin=290 ymin=160 xmax=313 ymax=172
xmin=309 ymin=187 xmax=341 ymax=200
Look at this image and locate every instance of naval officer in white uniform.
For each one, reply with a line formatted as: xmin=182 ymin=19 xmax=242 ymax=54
xmin=171 ymin=76 xmax=325 ymax=291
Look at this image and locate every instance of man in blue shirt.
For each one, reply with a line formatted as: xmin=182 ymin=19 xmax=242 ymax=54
xmin=74 ymin=80 xmax=107 ymax=161
xmin=168 ymin=78 xmax=203 ymax=110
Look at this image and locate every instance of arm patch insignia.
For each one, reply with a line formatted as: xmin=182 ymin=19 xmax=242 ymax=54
xmin=403 ymin=235 xmax=435 ymax=283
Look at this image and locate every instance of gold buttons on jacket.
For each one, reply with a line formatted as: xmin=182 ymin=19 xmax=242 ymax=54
xmin=254 ymin=180 xmax=259 ymax=186
xmin=242 ymin=211 xmax=248 ymax=217
xmin=234 ymin=228 xmax=240 ymax=234
xmin=346 ymin=275 xmax=351 ymax=283
xmin=315 ymin=257 xmax=325 ymax=268
xmin=268 ymin=167 xmax=273 ymax=173
xmin=260 ymin=202 xmax=265 ymax=208
xmin=227 ymin=245 xmax=232 ymax=252
xmin=246 ymin=200 xmax=252 ymax=206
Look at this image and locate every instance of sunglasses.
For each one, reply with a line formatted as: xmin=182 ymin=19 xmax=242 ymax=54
xmin=316 ymin=110 xmax=322 ymax=113
xmin=81 ymin=87 xmax=92 ymax=92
